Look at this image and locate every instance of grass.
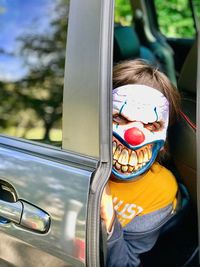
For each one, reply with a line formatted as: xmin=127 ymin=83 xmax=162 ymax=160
xmin=0 ymin=127 xmax=62 ymax=144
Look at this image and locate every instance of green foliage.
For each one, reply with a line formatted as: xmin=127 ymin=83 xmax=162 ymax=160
xmin=154 ymin=0 xmax=196 ymax=38
xmin=193 ymin=0 xmax=200 ymax=27
xmin=114 ymin=0 xmax=132 ymax=25
xmin=115 ymin=0 xmax=198 ymax=38
xmin=17 ymin=1 xmax=68 ymax=140
xmin=0 ymin=0 xmax=69 ymax=143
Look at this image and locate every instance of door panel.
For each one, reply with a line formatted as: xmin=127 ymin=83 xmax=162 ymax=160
xmin=0 ymin=234 xmax=71 ymax=267
xmin=0 ymin=145 xmax=94 ymax=266
xmin=0 ymin=0 xmax=113 ymax=265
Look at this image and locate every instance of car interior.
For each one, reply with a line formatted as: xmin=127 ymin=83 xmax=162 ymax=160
xmin=110 ymin=1 xmax=199 ymax=266
xmin=141 ymin=38 xmax=198 ymax=267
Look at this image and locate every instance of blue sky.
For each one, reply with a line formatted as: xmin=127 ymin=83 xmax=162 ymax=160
xmin=0 ymin=0 xmax=57 ymax=81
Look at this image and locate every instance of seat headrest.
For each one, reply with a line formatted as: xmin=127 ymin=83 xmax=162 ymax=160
xmin=114 ymin=26 xmax=140 ymax=61
xmin=178 ymin=40 xmax=197 ymax=95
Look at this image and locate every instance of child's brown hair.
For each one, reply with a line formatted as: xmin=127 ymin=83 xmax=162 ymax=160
xmin=113 ymin=59 xmax=180 ymax=126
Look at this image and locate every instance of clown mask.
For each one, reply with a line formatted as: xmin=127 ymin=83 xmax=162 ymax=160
xmin=112 ymin=84 xmax=169 ymax=180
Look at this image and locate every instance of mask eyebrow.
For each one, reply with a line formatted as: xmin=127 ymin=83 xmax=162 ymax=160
xmin=119 ymin=101 xmax=127 ymax=115
xmin=144 ymin=121 xmax=164 ymax=132
xmin=113 ymin=114 xmax=130 ymax=124
xmin=154 ymin=107 xmax=158 ymax=121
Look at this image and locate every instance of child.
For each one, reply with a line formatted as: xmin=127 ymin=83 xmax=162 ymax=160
xmin=101 ymin=59 xmax=180 ymax=267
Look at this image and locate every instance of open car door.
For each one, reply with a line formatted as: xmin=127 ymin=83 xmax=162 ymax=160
xmin=0 ymin=0 xmax=113 ymax=266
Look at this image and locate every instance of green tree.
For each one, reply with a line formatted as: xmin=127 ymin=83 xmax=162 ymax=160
xmin=115 ymin=0 xmax=132 ymax=25
xmin=115 ymin=0 xmax=198 ymax=38
xmin=154 ymin=0 xmax=196 ymax=38
xmin=2 ymin=0 xmax=69 ymax=142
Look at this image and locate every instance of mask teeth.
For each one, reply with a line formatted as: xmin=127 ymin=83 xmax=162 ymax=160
xmin=147 ymin=147 xmax=152 ymax=159
xmin=118 ymin=149 xmax=129 ymax=165
xmin=121 ymin=165 xmax=129 ymax=172
xmin=112 ymin=141 xmax=117 ymax=155
xmin=143 ymin=148 xmax=149 ymax=162
xmin=112 ymin=141 xmax=153 ymax=174
xmin=129 ymin=151 xmax=138 ymax=166
xmin=113 ymin=144 xmax=122 ymax=160
xmin=136 ymin=150 xmax=143 ymax=164
xmin=128 ymin=166 xmax=134 ymax=172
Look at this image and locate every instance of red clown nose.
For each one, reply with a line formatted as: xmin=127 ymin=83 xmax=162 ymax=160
xmin=124 ymin=127 xmax=145 ymax=146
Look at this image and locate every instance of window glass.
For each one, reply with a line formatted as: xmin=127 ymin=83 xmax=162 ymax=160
xmin=0 ymin=0 xmax=69 ymax=146
xmin=193 ymin=0 xmax=200 ymax=26
xmin=115 ymin=0 xmax=132 ymax=25
xmin=154 ymin=0 xmax=195 ymax=38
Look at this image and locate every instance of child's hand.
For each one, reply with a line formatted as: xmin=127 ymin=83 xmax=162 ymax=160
xmin=101 ymin=184 xmax=115 ymax=232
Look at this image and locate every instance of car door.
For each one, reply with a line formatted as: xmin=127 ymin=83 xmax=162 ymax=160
xmin=0 ymin=0 xmax=113 ymax=266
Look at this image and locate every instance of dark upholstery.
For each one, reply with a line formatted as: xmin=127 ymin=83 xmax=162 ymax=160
xmin=169 ymin=40 xmax=197 ymax=206
xmin=178 ymin=41 xmax=197 ymax=95
xmin=158 ymin=43 xmax=197 ymax=235
xmin=113 ymin=25 xmax=177 ymax=86
xmin=114 ymin=25 xmax=158 ymax=66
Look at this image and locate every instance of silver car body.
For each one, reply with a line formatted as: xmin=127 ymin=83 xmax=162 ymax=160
xmin=0 ymin=0 xmax=114 ymax=266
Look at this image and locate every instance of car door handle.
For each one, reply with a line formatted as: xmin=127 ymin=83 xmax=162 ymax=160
xmin=0 ymin=199 xmax=50 ymax=233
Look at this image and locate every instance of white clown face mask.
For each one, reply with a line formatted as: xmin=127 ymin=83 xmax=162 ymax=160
xmin=112 ymin=84 xmax=169 ymax=180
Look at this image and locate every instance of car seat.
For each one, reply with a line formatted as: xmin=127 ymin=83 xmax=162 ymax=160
xmin=132 ymin=8 xmax=177 ymax=86
xmin=149 ymin=42 xmax=198 ymax=235
xmin=168 ymin=40 xmax=197 ymax=207
xmin=113 ymin=25 xmax=159 ymax=67
xmin=160 ymin=40 xmax=198 ymax=233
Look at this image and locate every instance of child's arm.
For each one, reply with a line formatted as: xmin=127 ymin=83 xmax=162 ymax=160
xmin=100 ymin=185 xmax=166 ymax=267
xmin=101 ymin=184 xmax=115 ymax=232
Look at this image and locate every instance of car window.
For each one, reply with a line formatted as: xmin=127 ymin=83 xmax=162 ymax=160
xmin=193 ymin=0 xmax=200 ymax=26
xmin=154 ymin=0 xmax=196 ymax=38
xmin=0 ymin=0 xmax=69 ymax=147
xmin=115 ymin=0 xmax=132 ymax=25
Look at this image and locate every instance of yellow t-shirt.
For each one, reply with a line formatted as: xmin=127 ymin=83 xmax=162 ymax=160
xmin=109 ymin=162 xmax=178 ymax=227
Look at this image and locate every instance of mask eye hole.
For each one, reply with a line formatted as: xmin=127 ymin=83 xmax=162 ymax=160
xmin=144 ymin=121 xmax=163 ymax=132
xmin=113 ymin=114 xmax=129 ymax=125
